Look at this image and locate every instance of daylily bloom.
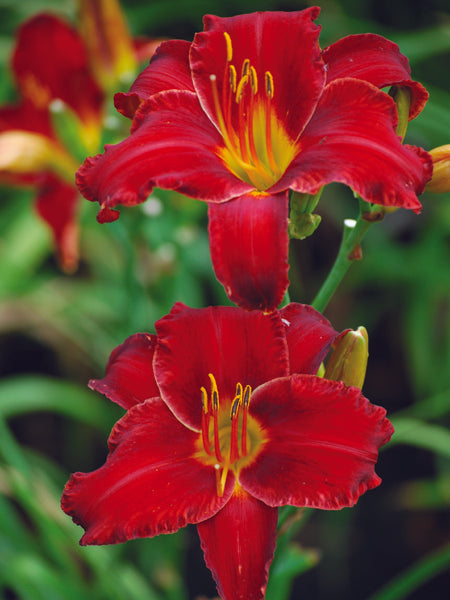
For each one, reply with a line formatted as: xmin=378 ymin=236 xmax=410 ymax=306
xmin=62 ymin=302 xmax=394 ymax=600
xmin=0 ymin=2 xmax=160 ymax=271
xmin=77 ymin=8 xmax=432 ymax=310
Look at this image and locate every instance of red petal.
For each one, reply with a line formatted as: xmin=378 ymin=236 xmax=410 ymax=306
xmin=241 ymin=375 xmax=394 ymax=509
xmin=0 ymin=101 xmax=53 ymax=138
xmin=89 ymin=333 xmax=159 ymax=410
xmin=35 ymin=175 xmax=79 ymax=273
xmin=76 ymin=91 xmax=249 ymax=223
xmin=208 ymin=192 xmax=289 ymax=311
xmin=115 ymin=40 xmax=194 ymax=119
xmin=12 ymin=14 xmax=103 ymax=125
xmin=190 ymin=9 xmax=325 ymax=141
xmin=323 ymin=33 xmax=428 ymax=120
xmin=273 ymin=78 xmax=432 ymax=211
xmin=280 ymin=303 xmax=339 ymax=374
xmin=197 ymin=487 xmax=277 ymax=600
xmin=61 ymin=398 xmax=233 ymax=545
xmin=154 ymin=303 xmax=289 ymax=431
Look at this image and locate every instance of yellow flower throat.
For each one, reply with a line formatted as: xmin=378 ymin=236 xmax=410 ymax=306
xmin=210 ymin=31 xmax=297 ymax=191
xmin=197 ymin=373 xmax=265 ymax=497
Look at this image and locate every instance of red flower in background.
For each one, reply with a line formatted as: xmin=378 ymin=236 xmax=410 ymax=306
xmin=61 ymin=302 xmax=393 ymax=600
xmin=0 ymin=1 xmax=161 ymax=271
xmin=77 ymin=8 xmax=431 ymax=309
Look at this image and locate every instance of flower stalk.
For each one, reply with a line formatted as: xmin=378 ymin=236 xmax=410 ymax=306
xmin=312 ymin=200 xmax=376 ymax=313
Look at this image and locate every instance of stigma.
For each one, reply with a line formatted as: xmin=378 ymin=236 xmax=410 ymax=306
xmin=209 ymin=32 xmax=297 ymax=191
xmin=199 ymin=373 xmax=262 ymax=497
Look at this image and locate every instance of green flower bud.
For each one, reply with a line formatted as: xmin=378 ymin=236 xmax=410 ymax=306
xmin=324 ymin=326 xmax=369 ymax=390
xmin=289 ymin=189 xmax=322 ymax=239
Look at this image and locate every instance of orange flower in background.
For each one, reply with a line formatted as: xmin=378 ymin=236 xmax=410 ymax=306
xmin=0 ymin=0 xmax=161 ymax=271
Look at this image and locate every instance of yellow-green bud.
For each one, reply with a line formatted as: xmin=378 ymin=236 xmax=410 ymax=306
xmin=324 ymin=326 xmax=369 ymax=390
xmin=289 ymin=189 xmax=322 ymax=239
xmin=425 ymin=145 xmax=450 ymax=193
xmin=389 ymin=85 xmax=411 ymax=141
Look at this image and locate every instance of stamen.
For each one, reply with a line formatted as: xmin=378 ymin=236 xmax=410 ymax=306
xmin=229 ymin=383 xmax=243 ymax=463
xmin=210 ymin=74 xmax=255 ymax=173
xmin=201 ymin=386 xmax=214 ymax=456
xmin=199 ymin=377 xmax=257 ymax=498
xmin=241 ymin=58 xmax=250 ymax=78
xmin=228 ymin=64 xmax=237 ymax=93
xmin=247 ymin=70 xmax=260 ymax=170
xmin=250 ymin=66 xmax=258 ymax=94
xmin=223 ymin=32 xmax=233 ymax=63
xmin=241 ymin=385 xmax=252 ymax=456
xmin=208 ymin=373 xmax=224 ymax=463
xmin=264 ymin=71 xmax=278 ymax=175
xmin=235 ymin=74 xmax=249 ymax=104
xmin=265 ymin=71 xmax=274 ymax=99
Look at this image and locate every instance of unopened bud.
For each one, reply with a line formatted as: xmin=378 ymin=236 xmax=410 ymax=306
xmin=389 ymin=85 xmax=411 ymax=141
xmin=324 ymin=326 xmax=369 ymax=389
xmin=289 ymin=190 xmax=322 ymax=239
xmin=425 ymin=144 xmax=450 ymax=193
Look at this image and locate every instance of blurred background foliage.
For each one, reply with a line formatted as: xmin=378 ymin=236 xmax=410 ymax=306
xmin=0 ymin=0 xmax=449 ymax=599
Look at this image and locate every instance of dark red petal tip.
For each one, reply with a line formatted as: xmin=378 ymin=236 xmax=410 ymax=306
xmin=208 ymin=192 xmax=290 ymax=311
xmin=278 ymin=78 xmax=430 ymax=212
xmin=76 ymin=90 xmax=248 ymax=221
xmin=89 ymin=333 xmax=159 ymax=410
xmin=115 ymin=39 xmax=194 ymax=120
xmin=322 ymin=33 xmax=428 ymax=120
xmin=197 ymin=488 xmax=278 ymax=600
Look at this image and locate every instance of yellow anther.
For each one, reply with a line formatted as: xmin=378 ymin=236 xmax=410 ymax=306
xmin=230 ymin=382 xmax=243 ymax=418
xmin=208 ymin=373 xmax=220 ymax=410
xmin=265 ymin=71 xmax=274 ymax=99
xmin=201 ymin=387 xmax=209 ymax=413
xmin=243 ymin=385 xmax=251 ymax=407
xmin=235 ymin=74 xmax=249 ymax=103
xmin=250 ymin=66 xmax=258 ymax=94
xmin=241 ymin=59 xmax=250 ymax=78
xmin=228 ymin=64 xmax=237 ymax=93
xmin=223 ymin=32 xmax=233 ymax=63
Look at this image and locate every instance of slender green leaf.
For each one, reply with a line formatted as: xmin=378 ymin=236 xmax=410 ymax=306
xmin=367 ymin=543 xmax=450 ymax=600
xmin=389 ymin=418 xmax=450 ymax=458
xmin=0 ymin=375 xmax=119 ymax=433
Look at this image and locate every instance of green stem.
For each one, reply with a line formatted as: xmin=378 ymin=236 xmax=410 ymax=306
xmin=312 ymin=213 xmax=373 ymax=313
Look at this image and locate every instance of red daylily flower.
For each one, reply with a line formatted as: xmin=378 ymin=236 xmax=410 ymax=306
xmin=0 ymin=14 xmax=102 ymax=271
xmin=0 ymin=4 xmax=160 ymax=271
xmin=77 ymin=8 xmax=432 ymax=310
xmin=61 ymin=302 xmax=394 ymax=600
